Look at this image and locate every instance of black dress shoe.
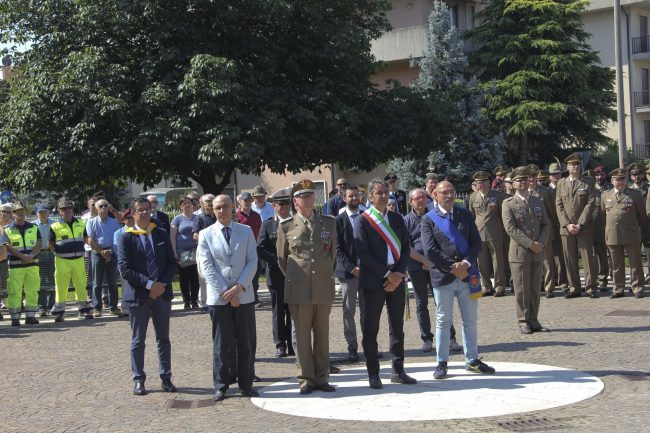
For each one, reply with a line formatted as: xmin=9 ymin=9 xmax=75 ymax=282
xmin=214 ymin=390 xmax=226 ymax=401
xmin=531 ymin=324 xmax=551 ymax=332
xmin=377 ymin=352 xmax=384 ymax=359
xmin=276 ymin=346 xmax=287 ymax=358
xmin=545 ymin=292 xmax=554 ymax=298
xmin=482 ymin=290 xmax=495 ymax=296
xmin=299 ymin=384 xmax=314 ymax=395
xmin=25 ymin=317 xmax=39 ymax=325
xmin=11 ymin=319 xmax=20 ymax=326
xmin=317 ymin=383 xmax=336 ymax=392
xmin=634 ymin=293 xmax=645 ymax=299
xmin=494 ymin=291 xmax=505 ymax=298
xmin=133 ymin=381 xmax=147 ymax=396
xmin=564 ymin=292 xmax=580 ymax=299
xmin=241 ymin=388 xmax=259 ymax=397
xmin=585 ymin=292 xmax=599 ymax=299
xmin=253 ymin=375 xmax=261 ymax=382
xmin=329 ymin=365 xmax=340 ymax=374
xmin=390 ymin=372 xmax=417 ymax=384
xmin=287 ymin=344 xmax=295 ymax=356
xmin=348 ymin=349 xmax=360 ymax=362
xmin=368 ymin=376 xmax=383 ymax=389
xmin=161 ymin=379 xmax=176 ymax=392
xmin=610 ymin=292 xmax=624 ymax=299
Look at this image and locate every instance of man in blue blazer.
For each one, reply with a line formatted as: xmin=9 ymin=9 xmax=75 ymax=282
xmin=420 ymin=181 xmax=496 ymax=380
xmin=198 ymin=195 xmax=259 ymax=401
xmin=354 ymin=178 xmax=416 ymax=389
xmin=335 ymin=185 xmax=363 ymax=363
xmin=118 ymin=197 xmax=178 ymax=396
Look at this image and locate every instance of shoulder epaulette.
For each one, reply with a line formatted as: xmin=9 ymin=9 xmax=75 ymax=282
xmin=279 ymin=217 xmax=294 ymax=225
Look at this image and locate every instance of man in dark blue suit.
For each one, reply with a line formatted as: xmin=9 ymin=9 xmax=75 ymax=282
xmin=353 ymin=178 xmax=416 ymax=389
xmin=118 ymin=197 xmax=178 ymax=396
xmin=257 ymin=188 xmax=294 ymax=358
xmin=335 ymin=185 xmax=362 ymax=362
xmin=421 ymin=181 xmax=495 ymax=380
xmin=146 ymin=194 xmax=170 ymax=233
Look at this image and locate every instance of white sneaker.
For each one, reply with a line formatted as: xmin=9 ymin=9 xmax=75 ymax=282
xmin=449 ymin=338 xmax=463 ymax=352
xmin=422 ymin=340 xmax=433 ymax=352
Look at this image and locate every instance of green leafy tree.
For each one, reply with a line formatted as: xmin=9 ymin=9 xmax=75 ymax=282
xmin=466 ymin=0 xmax=616 ymax=165
xmin=390 ymin=1 xmax=505 ymax=191
xmin=0 ymin=0 xmax=454 ymax=194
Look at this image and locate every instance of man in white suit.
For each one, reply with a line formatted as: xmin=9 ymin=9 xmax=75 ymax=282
xmin=198 ymin=195 xmax=258 ymax=401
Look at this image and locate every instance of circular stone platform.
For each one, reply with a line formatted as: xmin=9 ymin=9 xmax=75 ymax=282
xmin=251 ymin=361 xmax=604 ymax=421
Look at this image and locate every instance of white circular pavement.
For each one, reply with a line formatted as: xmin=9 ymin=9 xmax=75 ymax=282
xmin=251 ymin=361 xmax=604 ymax=421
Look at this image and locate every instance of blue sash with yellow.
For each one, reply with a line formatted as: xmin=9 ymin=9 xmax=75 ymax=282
xmin=426 ymin=209 xmax=482 ymax=299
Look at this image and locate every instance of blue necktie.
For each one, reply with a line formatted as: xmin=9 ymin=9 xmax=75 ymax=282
xmin=143 ymin=236 xmax=159 ymax=281
xmin=223 ymin=226 xmax=231 ymax=245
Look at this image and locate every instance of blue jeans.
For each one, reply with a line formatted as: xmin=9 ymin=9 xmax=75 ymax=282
xmin=433 ymin=279 xmax=478 ymax=363
xmin=91 ymin=252 xmax=119 ymax=311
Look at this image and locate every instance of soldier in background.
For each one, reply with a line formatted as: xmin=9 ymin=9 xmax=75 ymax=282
xmin=602 ymin=169 xmax=646 ymax=299
xmin=468 ymin=171 xmax=507 ymax=296
xmin=547 ymin=163 xmax=568 ymax=290
xmin=593 ymin=165 xmax=612 ymax=292
xmin=555 ymin=153 xmax=599 ymax=299
xmin=528 ymin=165 xmax=557 ymax=297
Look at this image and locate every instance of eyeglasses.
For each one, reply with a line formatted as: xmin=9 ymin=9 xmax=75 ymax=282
xmin=0 ymin=210 xmax=11 ymax=214
xmin=98 ymin=204 xmax=108 ymax=209
xmin=337 ymin=183 xmax=348 ymax=187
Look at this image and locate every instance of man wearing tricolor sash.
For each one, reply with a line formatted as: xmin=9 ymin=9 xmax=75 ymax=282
xmin=421 ymin=181 xmax=496 ymax=379
xmin=353 ymin=178 xmax=416 ymax=389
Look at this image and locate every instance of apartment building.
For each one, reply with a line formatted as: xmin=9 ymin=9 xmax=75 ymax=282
xmin=583 ymin=1 xmax=650 ymax=159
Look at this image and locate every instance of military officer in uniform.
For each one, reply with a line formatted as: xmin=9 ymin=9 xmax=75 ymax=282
xmin=385 ymin=173 xmax=408 ymax=215
xmin=602 ymin=169 xmax=646 ymax=299
xmin=467 ymin=171 xmax=507 ymax=296
xmin=593 ymin=165 xmax=612 ymax=291
xmin=629 ymin=163 xmax=650 ymax=283
xmin=528 ymin=165 xmax=557 ymax=297
xmin=547 ymin=162 xmax=568 ymax=291
xmin=555 ymin=153 xmax=599 ymax=298
xmin=502 ymin=167 xmax=550 ymax=334
xmin=257 ymin=188 xmax=294 ymax=357
xmin=277 ymin=179 xmax=337 ymax=394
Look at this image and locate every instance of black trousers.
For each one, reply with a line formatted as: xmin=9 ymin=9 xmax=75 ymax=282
xmin=360 ymin=284 xmax=405 ymax=377
xmin=268 ymin=284 xmax=292 ymax=348
xmin=209 ymin=303 xmax=255 ymax=392
xmin=178 ymin=264 xmax=199 ymax=303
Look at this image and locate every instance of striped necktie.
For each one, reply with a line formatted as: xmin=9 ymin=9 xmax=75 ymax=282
xmin=143 ymin=235 xmax=159 ymax=281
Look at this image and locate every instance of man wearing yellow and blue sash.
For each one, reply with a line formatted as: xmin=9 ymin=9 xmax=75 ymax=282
xmin=354 ymin=178 xmax=415 ymax=390
xmin=421 ymin=181 xmax=495 ymax=380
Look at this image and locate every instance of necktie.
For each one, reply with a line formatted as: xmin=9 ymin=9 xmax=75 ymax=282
xmin=223 ymin=226 xmax=231 ymax=245
xmin=143 ymin=235 xmax=159 ymax=281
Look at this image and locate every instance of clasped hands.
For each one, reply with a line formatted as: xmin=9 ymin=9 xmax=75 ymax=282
xmin=383 ymin=271 xmax=405 ymax=292
xmin=450 ymin=261 xmax=469 ymax=280
xmin=529 ymin=242 xmax=544 ymax=254
xmin=223 ymin=283 xmax=244 ymax=307
xmin=149 ymin=281 xmax=166 ymax=299
xmin=566 ymin=223 xmax=581 ymax=236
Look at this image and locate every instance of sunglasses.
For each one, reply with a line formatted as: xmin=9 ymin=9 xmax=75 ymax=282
xmin=1 ymin=210 xmax=12 ymax=214
xmin=98 ymin=204 xmax=108 ymax=209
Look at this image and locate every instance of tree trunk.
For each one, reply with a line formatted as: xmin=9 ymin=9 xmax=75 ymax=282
xmin=193 ymin=167 xmax=234 ymax=195
xmin=518 ymin=134 xmax=528 ymax=165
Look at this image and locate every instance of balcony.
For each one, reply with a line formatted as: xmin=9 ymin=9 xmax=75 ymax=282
xmin=633 ymin=91 xmax=650 ymax=112
xmin=633 ymin=36 xmax=650 ymax=54
xmin=633 ymin=143 xmax=650 ymax=159
xmin=371 ymin=25 xmax=428 ymax=62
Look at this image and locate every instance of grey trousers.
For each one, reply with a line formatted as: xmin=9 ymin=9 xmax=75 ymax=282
xmin=339 ymin=277 xmax=359 ymax=351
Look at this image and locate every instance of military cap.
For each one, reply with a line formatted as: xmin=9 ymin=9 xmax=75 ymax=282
xmin=510 ymin=166 xmax=530 ymax=181
xmin=57 ymin=197 xmax=74 ymax=209
xmin=291 ymin=179 xmax=315 ymax=197
xmin=527 ymin=164 xmax=540 ymax=176
xmin=504 ymin=172 xmax=513 ymax=183
xmin=472 ymin=171 xmax=490 ymax=182
xmin=270 ymin=188 xmax=291 ymax=203
xmin=628 ymin=163 xmax=644 ymax=175
xmin=610 ymin=168 xmax=627 ymax=179
xmin=548 ymin=163 xmax=563 ymax=174
xmin=12 ymin=201 xmax=26 ymax=212
xmin=0 ymin=202 xmax=14 ymax=212
xmin=251 ymin=185 xmax=268 ymax=197
xmin=493 ymin=164 xmax=510 ymax=176
xmin=565 ymin=153 xmax=582 ymax=164
xmin=384 ymin=173 xmax=398 ymax=182
xmin=537 ymin=170 xmax=550 ymax=179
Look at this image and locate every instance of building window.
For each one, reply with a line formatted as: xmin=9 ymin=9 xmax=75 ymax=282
xmin=449 ymin=5 xmax=459 ymax=29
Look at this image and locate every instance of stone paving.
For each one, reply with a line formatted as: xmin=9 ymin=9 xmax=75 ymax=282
xmin=0 ymin=283 xmax=649 ymax=433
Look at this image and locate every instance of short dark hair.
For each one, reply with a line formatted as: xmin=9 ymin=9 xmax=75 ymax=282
xmin=344 ymin=184 xmax=359 ymax=195
xmin=367 ymin=178 xmax=388 ymax=196
xmin=130 ymin=197 xmax=150 ymax=210
xmin=179 ymin=197 xmax=191 ymax=206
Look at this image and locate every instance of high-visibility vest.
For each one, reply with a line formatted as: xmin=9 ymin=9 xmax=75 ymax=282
xmin=50 ymin=218 xmax=85 ymax=259
xmin=5 ymin=223 xmax=39 ymax=267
